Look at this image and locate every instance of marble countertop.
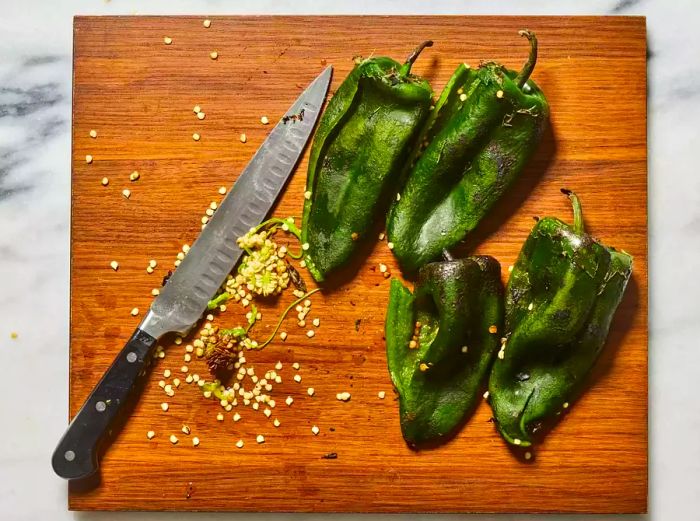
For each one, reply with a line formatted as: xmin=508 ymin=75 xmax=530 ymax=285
xmin=1 ymin=0 xmax=697 ymax=519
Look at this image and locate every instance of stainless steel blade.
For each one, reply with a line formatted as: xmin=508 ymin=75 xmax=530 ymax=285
xmin=139 ymin=66 xmax=332 ymax=339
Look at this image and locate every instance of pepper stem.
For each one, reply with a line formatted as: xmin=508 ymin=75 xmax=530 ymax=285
xmin=561 ymin=188 xmax=584 ymax=234
xmin=400 ymin=40 xmax=433 ymax=75
xmin=514 ymin=30 xmax=538 ymax=89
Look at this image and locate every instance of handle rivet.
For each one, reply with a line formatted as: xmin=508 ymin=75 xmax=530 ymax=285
xmin=64 ymin=450 xmax=75 ymax=462
xmin=96 ymin=401 xmax=106 ymax=412
xmin=126 ymin=352 xmax=137 ymax=363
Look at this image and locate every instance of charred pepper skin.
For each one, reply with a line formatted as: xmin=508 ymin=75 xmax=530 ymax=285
xmin=488 ymin=190 xmax=633 ymax=447
xmin=385 ymin=256 xmax=504 ymax=447
xmin=387 ymin=31 xmax=549 ymax=274
xmin=301 ymin=43 xmax=434 ymax=282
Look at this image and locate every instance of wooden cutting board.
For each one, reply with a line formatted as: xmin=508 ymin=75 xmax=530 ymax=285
xmin=69 ymin=16 xmax=647 ymax=513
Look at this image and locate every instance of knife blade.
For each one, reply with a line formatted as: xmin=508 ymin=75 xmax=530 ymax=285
xmin=52 ymin=66 xmax=332 ymax=482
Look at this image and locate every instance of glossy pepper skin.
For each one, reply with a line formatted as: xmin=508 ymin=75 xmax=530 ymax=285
xmin=488 ymin=190 xmax=633 ymax=447
xmin=385 ymin=256 xmax=504 ymax=447
xmin=387 ymin=31 xmax=549 ymax=274
xmin=301 ymin=42 xmax=434 ymax=282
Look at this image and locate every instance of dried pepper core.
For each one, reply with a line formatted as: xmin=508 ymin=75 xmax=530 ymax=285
xmin=488 ymin=190 xmax=633 ymax=447
xmin=387 ymin=30 xmax=550 ymax=273
xmin=385 ymin=256 xmax=504 ymax=447
xmin=301 ymin=42 xmax=435 ymax=282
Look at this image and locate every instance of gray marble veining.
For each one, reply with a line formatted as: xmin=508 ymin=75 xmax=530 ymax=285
xmin=1 ymin=0 xmax=699 ymax=520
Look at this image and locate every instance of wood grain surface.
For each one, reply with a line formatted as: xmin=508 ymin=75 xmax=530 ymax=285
xmin=69 ymin=16 xmax=647 ymax=513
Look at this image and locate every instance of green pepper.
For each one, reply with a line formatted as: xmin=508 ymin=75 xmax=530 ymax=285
xmin=385 ymin=255 xmax=503 ymax=447
xmin=301 ymin=42 xmax=434 ymax=282
xmin=488 ymin=190 xmax=633 ymax=447
xmin=387 ymin=31 xmax=549 ymax=273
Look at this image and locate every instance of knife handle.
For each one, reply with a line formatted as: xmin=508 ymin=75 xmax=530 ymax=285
xmin=52 ymin=328 xmax=157 ymax=481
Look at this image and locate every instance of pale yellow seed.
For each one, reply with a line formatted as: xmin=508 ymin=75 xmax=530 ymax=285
xmin=164 ymin=369 xmax=171 ymax=378
xmin=304 ymin=191 xmax=312 ymax=200
xmin=146 ymin=266 xmax=154 ymax=274
xmin=302 ymin=243 xmax=310 ymax=251
xmin=181 ymin=425 xmax=191 ymax=435
xmin=419 ymin=363 xmax=429 ymax=372
xmin=311 ymin=425 xmax=320 ymax=436
xmin=513 ymin=438 xmax=522 ymax=446
xmin=307 ymin=387 xmax=315 ymax=396
xmin=524 ymin=451 xmax=532 ymax=460
xmin=256 ymin=435 xmax=265 ymax=444
xmin=240 ymin=133 xmax=247 ymax=143
xmin=378 ymin=391 xmax=386 ymax=399
xmin=130 ymin=307 xmax=139 ymax=316
xmin=236 ymin=439 xmax=244 ymax=448
xmin=161 ymin=403 xmax=169 ymax=412
xmin=459 ymin=93 xmax=468 ymax=102
xmin=110 ymin=260 xmax=119 ymax=271
xmin=192 ymin=133 xmax=200 ymax=141
xmin=192 ymin=437 xmax=200 ymax=447
xmin=483 ymin=391 xmax=490 ymax=399
xmin=273 ymin=418 xmax=281 ymax=427
xmin=173 ymin=378 xmax=180 ymax=387
xmin=130 ymin=171 xmax=140 ymax=181
xmin=158 ymin=380 xmax=166 ymax=388
xmin=122 ymin=189 xmax=131 ymax=199
xmin=379 ymin=263 xmax=387 ymax=273
xmin=216 ymin=413 xmax=224 ymax=421
xmin=260 ymin=116 xmax=269 ymax=125
xmin=210 ymin=51 xmax=218 ymax=60
xmin=563 ymin=402 xmax=569 ymax=409
xmin=280 ymin=331 xmax=287 ymax=341
xmin=203 ymin=19 xmax=211 ymax=28
xmin=164 ymin=36 xmax=173 ymax=45
xmin=306 ymin=330 xmax=315 ymax=338
xmin=508 ymin=265 xmax=514 ymax=273
xmin=147 ymin=430 xmax=155 ymax=439
xmin=169 ymin=434 xmax=178 ymax=444
xmin=85 ymin=155 xmax=93 ymax=164
xmin=285 ymin=396 xmax=294 ymax=406
xmin=151 ymin=288 xmax=160 ymax=296
xmin=219 ymin=186 xmax=227 ymax=195
xmin=496 ymin=90 xmax=504 ymax=99
xmin=378 ymin=232 xmax=385 ymax=240
xmin=101 ymin=177 xmax=109 ymax=186
xmin=89 ymin=129 xmax=97 ymax=138
xmin=387 ymin=242 xmax=394 ymax=250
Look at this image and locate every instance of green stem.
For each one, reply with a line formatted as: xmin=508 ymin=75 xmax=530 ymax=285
xmin=515 ymin=30 xmax=538 ymax=89
xmin=207 ymin=292 xmax=231 ymax=310
xmin=253 ymin=217 xmax=302 ymax=240
xmin=400 ymin=40 xmax=433 ymax=76
xmin=561 ymin=188 xmax=584 ymax=235
xmin=255 ymin=288 xmax=321 ymax=349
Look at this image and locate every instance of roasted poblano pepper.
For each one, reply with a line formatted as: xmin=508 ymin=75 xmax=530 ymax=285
xmin=387 ymin=31 xmax=549 ymax=273
xmin=488 ymin=190 xmax=633 ymax=447
xmin=385 ymin=256 xmax=503 ymax=446
xmin=301 ymin=42 xmax=434 ymax=282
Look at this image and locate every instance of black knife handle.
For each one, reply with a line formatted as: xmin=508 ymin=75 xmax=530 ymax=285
xmin=52 ymin=328 xmax=157 ymax=481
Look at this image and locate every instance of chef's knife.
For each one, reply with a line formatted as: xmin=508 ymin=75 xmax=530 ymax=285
xmin=52 ymin=66 xmax=332 ymax=481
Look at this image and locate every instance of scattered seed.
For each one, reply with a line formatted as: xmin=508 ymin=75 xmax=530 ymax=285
xmin=563 ymin=402 xmax=569 ymax=409
xmin=192 ymin=437 xmax=200 ymax=447
xmin=273 ymin=418 xmax=281 ymax=427
xmin=164 ymin=36 xmax=173 ymax=45
xmin=130 ymin=307 xmax=139 ymax=316
xmin=311 ymin=425 xmax=320 ymax=436
xmin=173 ymin=378 xmax=180 ymax=387
xmin=528 ymin=302 xmax=534 ymax=311
xmin=508 ymin=265 xmax=514 ymax=273
xmin=197 ymin=112 xmax=206 ymax=120
xmin=181 ymin=425 xmax=191 ymax=435
xmin=489 ymin=325 xmax=498 ymax=334
xmin=280 ymin=331 xmax=288 ymax=341
xmin=336 ymin=392 xmax=351 ymax=402
xmin=496 ymin=90 xmax=504 ymax=99
xmin=483 ymin=391 xmax=490 ymax=399
xmin=256 ymin=435 xmax=265 ymax=444
xmin=294 ymin=374 xmax=302 ymax=383
xmin=216 ymin=413 xmax=224 ymax=421
xmin=312 ymin=318 xmax=320 ymax=327
xmin=459 ymin=93 xmax=468 ymax=102
xmin=513 ymin=438 xmax=522 ymax=446
xmin=301 ymin=243 xmax=309 ymax=251
xmin=292 ymin=362 xmax=300 ymax=370
xmin=307 ymin=387 xmax=315 ymax=396
xmin=260 ymin=116 xmax=269 ymax=125
xmin=378 ymin=391 xmax=386 ymax=399
xmin=304 ymin=191 xmax=312 ymax=200
xmin=240 ymin=133 xmax=247 ymax=143
xmin=203 ymin=19 xmax=211 ymax=28
xmin=524 ymin=451 xmax=532 ymax=460
xmin=129 ymin=171 xmax=140 ymax=181
xmin=147 ymin=430 xmax=155 ymax=439
xmin=306 ymin=330 xmax=315 ymax=338
xmin=378 ymin=232 xmax=385 ymax=240
xmin=419 ymin=363 xmax=429 ymax=372
xmin=101 ymin=177 xmax=109 ymax=186
xmin=236 ymin=439 xmax=244 ymax=448
xmin=192 ymin=133 xmax=200 ymax=141
xmin=169 ymin=434 xmax=178 ymax=444
xmin=89 ymin=129 xmax=97 ymax=138
xmin=161 ymin=403 xmax=169 ymax=412
xmin=110 ymin=260 xmax=119 ymax=271
xmin=85 ymin=155 xmax=93 ymax=164
xmin=218 ymin=186 xmax=227 ymax=195
xmin=285 ymin=396 xmax=294 ymax=406
xmin=387 ymin=242 xmax=394 ymax=250
xmin=122 ymin=189 xmax=131 ymax=199
xmin=209 ymin=51 xmax=218 ymax=60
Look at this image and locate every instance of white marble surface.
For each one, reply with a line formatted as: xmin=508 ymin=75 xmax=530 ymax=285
xmin=1 ymin=0 xmax=698 ymax=519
